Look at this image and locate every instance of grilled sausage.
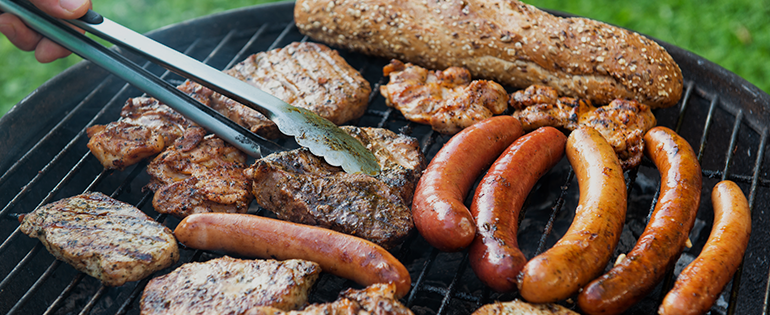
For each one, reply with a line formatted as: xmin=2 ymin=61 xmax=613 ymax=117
xmin=412 ymin=115 xmax=524 ymax=252
xmin=658 ymin=180 xmax=751 ymax=315
xmin=469 ymin=126 xmax=566 ymax=292
xmin=577 ymin=126 xmax=702 ymax=315
xmin=294 ymin=0 xmax=683 ymax=109
xmin=173 ymin=213 xmax=411 ymax=298
xmin=518 ymin=126 xmax=627 ymax=303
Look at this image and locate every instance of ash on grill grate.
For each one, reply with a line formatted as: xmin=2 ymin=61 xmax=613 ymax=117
xmin=1 ymin=3 xmax=770 ymax=315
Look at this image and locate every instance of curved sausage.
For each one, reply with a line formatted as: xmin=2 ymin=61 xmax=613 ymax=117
xmin=469 ymin=126 xmax=566 ymax=292
xmin=173 ymin=213 xmax=412 ymax=298
xmin=578 ymin=126 xmax=702 ymax=315
xmin=659 ymin=180 xmax=751 ymax=315
xmin=412 ymin=115 xmax=524 ymax=252
xmin=517 ymin=126 xmax=627 ymax=303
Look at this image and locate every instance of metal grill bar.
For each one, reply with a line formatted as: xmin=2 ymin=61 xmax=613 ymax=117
xmin=535 ymin=169 xmax=574 ymax=255
xmin=674 ymin=80 xmax=695 ymax=132
xmin=697 ymin=96 xmax=720 ymax=162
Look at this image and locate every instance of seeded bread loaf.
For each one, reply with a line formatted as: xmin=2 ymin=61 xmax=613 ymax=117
xmin=294 ymin=0 xmax=683 ymax=108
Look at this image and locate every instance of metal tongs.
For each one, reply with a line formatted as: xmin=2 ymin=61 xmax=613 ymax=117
xmin=0 ymin=0 xmax=380 ymax=175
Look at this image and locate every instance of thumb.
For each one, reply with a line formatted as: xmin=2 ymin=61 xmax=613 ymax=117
xmin=28 ymin=0 xmax=91 ymax=20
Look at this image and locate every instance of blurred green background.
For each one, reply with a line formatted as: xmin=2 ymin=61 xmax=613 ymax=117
xmin=1 ymin=0 xmax=768 ymax=117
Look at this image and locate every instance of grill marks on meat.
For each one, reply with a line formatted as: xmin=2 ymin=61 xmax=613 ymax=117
xmin=87 ymin=42 xmax=369 ymax=169
xmin=380 ymin=60 xmax=510 ymax=134
xmin=245 ymin=127 xmax=425 ymax=249
xmin=146 ymin=135 xmax=253 ymax=218
xmin=182 ymin=42 xmax=371 ymax=139
xmin=18 ymin=192 xmax=178 ymax=287
xmin=141 ymin=256 xmax=321 ymax=315
xmin=246 ymin=283 xmax=413 ymax=315
xmin=511 ymin=85 xmax=657 ymax=169
xmin=87 ymin=97 xmax=205 ymax=170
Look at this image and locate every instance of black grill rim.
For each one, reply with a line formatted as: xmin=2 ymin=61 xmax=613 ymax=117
xmin=0 ymin=2 xmax=769 ymax=314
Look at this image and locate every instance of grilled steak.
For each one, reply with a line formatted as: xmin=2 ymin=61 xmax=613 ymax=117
xmin=180 ymin=41 xmax=371 ymax=139
xmin=18 ymin=192 xmax=179 ymax=287
xmin=140 ymin=256 xmax=321 ymax=315
xmin=380 ymin=59 xmax=509 ymax=134
xmin=88 ymin=41 xmax=369 ymax=169
xmin=146 ymin=134 xmax=253 ymax=218
xmin=246 ymin=283 xmax=413 ymax=315
xmin=511 ymin=85 xmax=657 ymax=169
xmin=86 ymin=97 xmax=205 ymax=169
xmin=245 ymin=126 xmax=425 ymax=249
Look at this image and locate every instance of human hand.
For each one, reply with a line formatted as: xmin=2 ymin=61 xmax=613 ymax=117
xmin=0 ymin=0 xmax=91 ymax=63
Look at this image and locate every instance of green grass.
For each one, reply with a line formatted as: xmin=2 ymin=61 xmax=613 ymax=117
xmin=1 ymin=0 xmax=767 ymax=117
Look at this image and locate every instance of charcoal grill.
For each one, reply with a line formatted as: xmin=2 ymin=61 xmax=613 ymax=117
xmin=1 ymin=2 xmax=769 ymax=314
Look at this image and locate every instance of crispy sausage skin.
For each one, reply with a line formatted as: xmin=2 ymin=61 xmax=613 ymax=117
xmin=517 ymin=126 xmax=627 ymax=303
xmin=469 ymin=126 xmax=566 ymax=292
xmin=659 ymin=180 xmax=751 ymax=315
xmin=578 ymin=126 xmax=702 ymax=314
xmin=174 ymin=213 xmax=411 ymax=298
xmin=412 ymin=115 xmax=524 ymax=252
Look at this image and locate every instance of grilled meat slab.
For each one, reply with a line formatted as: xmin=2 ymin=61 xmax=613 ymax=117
xmin=18 ymin=192 xmax=178 ymax=287
xmin=141 ymin=256 xmax=321 ymax=315
xmin=472 ymin=299 xmax=578 ymax=315
xmin=180 ymin=42 xmax=371 ymax=139
xmin=380 ymin=60 xmax=509 ymax=134
xmin=246 ymin=283 xmax=413 ymax=315
xmin=88 ymin=41 xmax=368 ymax=170
xmin=245 ymin=126 xmax=425 ymax=249
xmin=511 ymin=85 xmax=656 ymax=169
xmin=146 ymin=134 xmax=253 ymax=218
xmin=87 ymin=97 xmax=205 ymax=169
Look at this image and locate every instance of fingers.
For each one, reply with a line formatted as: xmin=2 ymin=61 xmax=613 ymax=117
xmin=0 ymin=13 xmax=44 ymax=51
xmin=0 ymin=12 xmax=75 ymax=62
xmin=29 ymin=0 xmax=91 ymax=19
xmin=35 ymin=37 xmax=73 ymax=63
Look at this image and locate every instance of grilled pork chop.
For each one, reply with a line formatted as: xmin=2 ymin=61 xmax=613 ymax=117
xmin=87 ymin=97 xmax=205 ymax=169
xmin=246 ymin=283 xmax=413 ymax=315
xmin=146 ymin=134 xmax=253 ymax=218
xmin=88 ymin=42 xmax=369 ymax=169
xmin=140 ymin=256 xmax=321 ymax=315
xmin=180 ymin=41 xmax=371 ymax=139
xmin=380 ymin=60 xmax=509 ymax=134
xmin=511 ymin=85 xmax=657 ymax=169
xmin=245 ymin=126 xmax=426 ymax=249
xmin=18 ymin=192 xmax=178 ymax=287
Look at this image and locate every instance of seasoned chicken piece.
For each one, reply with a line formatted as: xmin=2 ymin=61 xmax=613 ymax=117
xmin=146 ymin=134 xmax=253 ymax=218
xmin=511 ymin=85 xmax=657 ymax=169
xmin=180 ymin=42 xmax=371 ymax=139
xmin=247 ymin=283 xmax=413 ymax=315
xmin=18 ymin=192 xmax=178 ymax=287
xmin=86 ymin=96 xmax=205 ymax=169
xmin=245 ymin=126 xmax=425 ymax=249
xmin=472 ymin=299 xmax=578 ymax=315
xmin=380 ymin=59 xmax=509 ymax=134
xmin=141 ymin=256 xmax=321 ymax=315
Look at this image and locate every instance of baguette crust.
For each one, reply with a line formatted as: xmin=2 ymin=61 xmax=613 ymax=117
xmin=295 ymin=0 xmax=683 ymax=108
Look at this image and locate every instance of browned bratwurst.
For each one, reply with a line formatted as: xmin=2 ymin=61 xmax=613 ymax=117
xmin=173 ymin=213 xmax=411 ymax=299
xmin=469 ymin=126 xmax=566 ymax=292
xmin=517 ymin=126 xmax=627 ymax=303
xmin=412 ymin=116 xmax=524 ymax=252
xmin=578 ymin=126 xmax=702 ymax=315
xmin=659 ymin=180 xmax=752 ymax=315
xmin=294 ymin=0 xmax=683 ymax=108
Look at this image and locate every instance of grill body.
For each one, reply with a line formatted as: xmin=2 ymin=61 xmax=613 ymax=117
xmin=1 ymin=2 xmax=769 ymax=314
